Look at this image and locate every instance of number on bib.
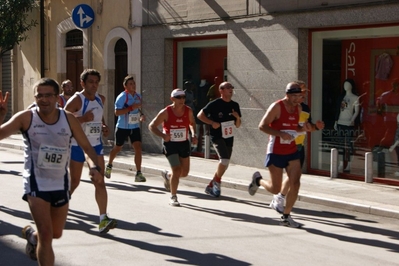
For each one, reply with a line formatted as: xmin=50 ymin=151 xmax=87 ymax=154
xmin=280 ymin=130 xmax=297 ymax=144
xmin=170 ymin=128 xmax=186 ymax=142
xmin=128 ymin=113 xmax=140 ymax=125
xmin=37 ymin=144 xmax=68 ymax=169
xmin=85 ymin=122 xmax=102 ymax=136
xmin=221 ymin=120 xmax=234 ymax=139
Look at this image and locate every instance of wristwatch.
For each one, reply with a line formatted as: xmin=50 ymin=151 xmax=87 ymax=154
xmin=91 ymin=165 xmax=101 ymax=172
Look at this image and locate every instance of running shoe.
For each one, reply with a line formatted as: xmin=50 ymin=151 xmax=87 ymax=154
xmin=161 ymin=170 xmax=171 ymax=192
xmin=212 ymin=180 xmax=221 ymax=197
xmin=205 ymin=181 xmax=221 ymax=197
xmin=205 ymin=185 xmax=215 ymax=196
xmin=270 ymin=194 xmax=285 ymax=214
xmin=248 ymin=171 xmax=261 ymax=196
xmin=99 ymin=215 xmax=118 ymax=234
xmin=169 ymin=195 xmax=180 ymax=207
xmin=21 ymin=225 xmax=37 ymax=261
xmin=105 ymin=164 xmax=112 ymax=179
xmin=135 ymin=172 xmax=146 ymax=182
xmin=280 ymin=215 xmax=301 ymax=228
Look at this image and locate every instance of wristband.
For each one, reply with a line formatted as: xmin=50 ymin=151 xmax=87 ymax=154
xmin=91 ymin=165 xmax=101 ymax=172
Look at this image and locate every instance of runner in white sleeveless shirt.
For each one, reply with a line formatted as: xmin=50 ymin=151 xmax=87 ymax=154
xmin=0 ymin=78 xmax=102 ymax=264
xmin=64 ymin=69 xmax=116 ymax=234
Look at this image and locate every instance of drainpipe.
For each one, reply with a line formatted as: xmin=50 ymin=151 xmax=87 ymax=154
xmin=40 ymin=0 xmax=45 ymax=77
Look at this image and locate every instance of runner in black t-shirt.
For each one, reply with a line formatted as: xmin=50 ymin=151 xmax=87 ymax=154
xmin=197 ymin=82 xmax=242 ymax=197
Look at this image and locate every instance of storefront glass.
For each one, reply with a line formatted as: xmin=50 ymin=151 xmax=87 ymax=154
xmin=311 ymin=25 xmax=399 ymax=182
xmin=176 ymin=38 xmax=227 ymax=158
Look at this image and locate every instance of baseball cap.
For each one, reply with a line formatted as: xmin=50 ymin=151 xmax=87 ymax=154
xmin=171 ymin=89 xmax=185 ymax=97
xmin=285 ymin=83 xmax=302 ymax=94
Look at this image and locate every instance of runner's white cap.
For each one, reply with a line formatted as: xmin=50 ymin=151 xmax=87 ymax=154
xmin=171 ymin=89 xmax=185 ymax=97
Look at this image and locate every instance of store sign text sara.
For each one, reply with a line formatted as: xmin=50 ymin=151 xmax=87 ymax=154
xmin=346 ymin=42 xmax=355 ymax=78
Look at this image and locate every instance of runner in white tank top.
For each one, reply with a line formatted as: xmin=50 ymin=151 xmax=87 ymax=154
xmin=64 ymin=69 xmax=116 ymax=234
xmin=23 ymin=107 xmax=72 ymax=193
xmin=0 ymin=78 xmax=102 ymax=264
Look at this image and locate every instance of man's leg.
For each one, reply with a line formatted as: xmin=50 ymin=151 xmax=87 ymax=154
xmin=259 ymin=164 xmax=283 ymax=194
xmin=179 ymin=156 xmax=190 ymax=177
xmin=280 ymin=178 xmax=290 ymax=196
xmin=166 ymin=153 xmax=182 ymax=206
xmin=274 ymin=148 xmax=304 ymax=212
xmin=284 ymin=159 xmax=301 ymax=215
xmin=206 ymin=140 xmax=231 ymax=197
xmin=92 ymin=155 xmax=107 ymax=215
xmin=50 ymin=204 xmax=69 ymax=239
xmin=269 ymin=177 xmax=289 ymax=214
xmin=215 ymin=162 xmax=228 ymax=181
xmin=170 ymin=164 xmax=182 ymax=196
xmin=106 ymin=128 xmax=127 ymax=178
xmin=105 ymin=144 xmax=122 ymax=179
xmin=69 ymin=160 xmax=84 ymax=194
xmin=132 ymin=141 xmax=142 ymax=172
xmin=107 ymin=145 xmax=123 ymax=166
xmin=27 ymin=196 xmax=66 ymax=265
xmin=213 ymin=140 xmax=231 ymax=180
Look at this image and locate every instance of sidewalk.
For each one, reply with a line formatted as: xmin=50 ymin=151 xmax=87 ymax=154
xmin=2 ymin=134 xmax=399 ymax=219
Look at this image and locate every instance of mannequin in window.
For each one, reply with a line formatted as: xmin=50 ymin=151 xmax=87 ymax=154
xmin=377 ymin=78 xmax=399 ymax=150
xmin=334 ymin=79 xmax=359 ymax=172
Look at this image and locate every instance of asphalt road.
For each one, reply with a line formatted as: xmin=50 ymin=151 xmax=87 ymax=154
xmin=1 ymin=147 xmax=399 ymax=266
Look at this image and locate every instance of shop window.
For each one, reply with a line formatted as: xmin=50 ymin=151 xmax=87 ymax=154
xmin=176 ymin=38 xmax=227 ymax=158
xmin=311 ymin=25 xmax=399 ymax=182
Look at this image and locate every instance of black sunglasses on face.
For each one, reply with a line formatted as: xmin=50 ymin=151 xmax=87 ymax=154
xmin=34 ymin=93 xmax=57 ymax=100
xmin=174 ymin=96 xmax=186 ymax=99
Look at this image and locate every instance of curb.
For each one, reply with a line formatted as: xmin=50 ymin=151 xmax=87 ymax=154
xmin=1 ymin=141 xmax=399 ymax=219
xmin=110 ymin=159 xmax=399 ymax=219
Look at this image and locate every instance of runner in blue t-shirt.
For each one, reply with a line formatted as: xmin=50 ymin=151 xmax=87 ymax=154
xmin=105 ymin=75 xmax=146 ymax=182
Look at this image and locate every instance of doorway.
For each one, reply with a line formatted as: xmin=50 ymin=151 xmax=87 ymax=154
xmin=65 ymin=30 xmax=83 ymax=91
xmin=114 ymin=38 xmax=128 ymax=126
xmin=66 ymin=50 xmax=83 ymax=91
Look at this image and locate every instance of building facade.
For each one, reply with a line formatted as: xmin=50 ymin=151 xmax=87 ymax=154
xmin=4 ymin=0 xmax=399 ymax=184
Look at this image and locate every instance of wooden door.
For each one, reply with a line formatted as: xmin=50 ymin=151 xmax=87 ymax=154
xmin=114 ymin=39 xmax=128 ymax=126
xmin=67 ymin=50 xmax=83 ymax=91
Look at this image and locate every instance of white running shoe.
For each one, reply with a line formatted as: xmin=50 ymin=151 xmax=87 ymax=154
xmin=169 ymin=195 xmax=180 ymax=207
xmin=161 ymin=170 xmax=171 ymax=192
xmin=270 ymin=194 xmax=284 ymax=214
xmin=280 ymin=215 xmax=301 ymax=228
xmin=248 ymin=171 xmax=261 ymax=196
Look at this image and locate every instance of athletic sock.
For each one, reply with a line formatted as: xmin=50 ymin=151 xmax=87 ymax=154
xmin=255 ymin=176 xmax=262 ymax=186
xmin=283 ymin=214 xmax=289 ymax=219
xmin=107 ymin=164 xmax=112 ymax=168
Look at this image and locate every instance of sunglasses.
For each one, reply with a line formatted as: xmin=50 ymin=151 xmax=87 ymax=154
xmin=34 ymin=93 xmax=57 ymax=100
xmin=174 ymin=96 xmax=186 ymax=99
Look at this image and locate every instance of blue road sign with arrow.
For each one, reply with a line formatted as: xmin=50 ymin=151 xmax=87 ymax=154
xmin=72 ymin=4 xmax=95 ymax=29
